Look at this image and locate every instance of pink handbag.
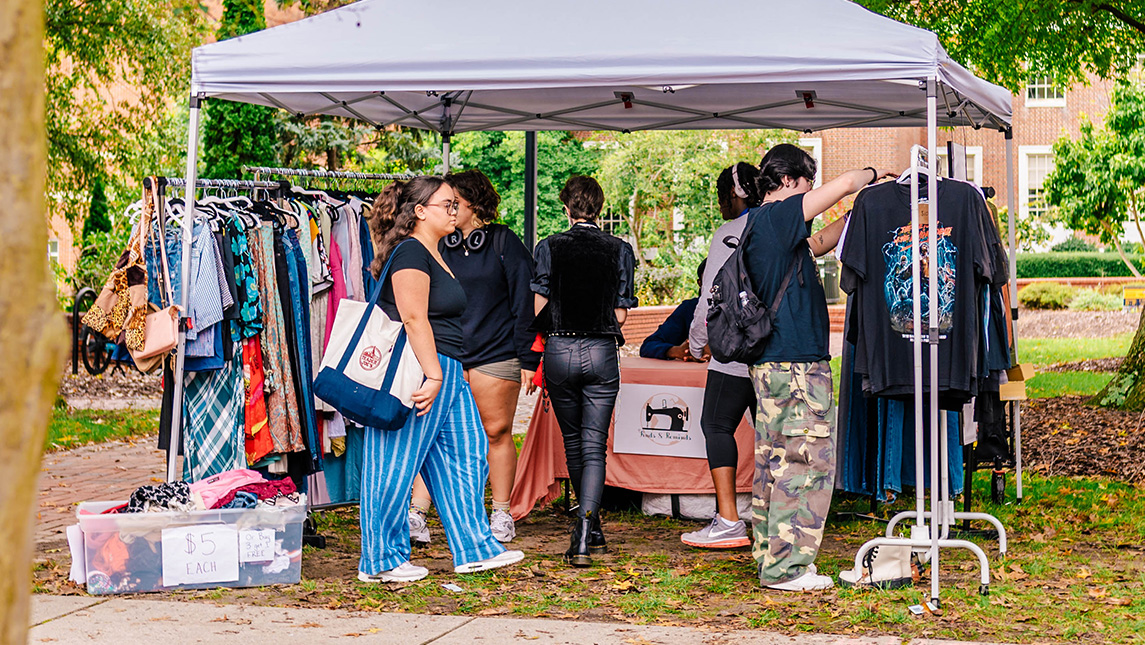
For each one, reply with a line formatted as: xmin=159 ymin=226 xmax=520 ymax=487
xmin=130 ymin=180 xmax=181 ymax=368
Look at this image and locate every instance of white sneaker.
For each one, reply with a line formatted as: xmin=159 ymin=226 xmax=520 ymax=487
xmin=490 ymin=509 xmax=516 ymax=543
xmin=681 ymin=514 xmax=750 ymax=549
xmin=358 ymin=561 xmax=428 ymax=583
xmin=454 ymin=549 xmax=524 ymax=574
xmin=409 ymin=508 xmax=430 ymax=545
xmin=764 ymin=569 xmax=835 ymax=592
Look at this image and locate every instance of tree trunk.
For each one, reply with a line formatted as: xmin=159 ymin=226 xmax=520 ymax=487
xmin=0 ymin=2 xmax=68 ymax=644
xmin=1104 ymin=220 xmax=1142 ymax=278
xmin=1092 ymin=304 xmax=1145 ymax=410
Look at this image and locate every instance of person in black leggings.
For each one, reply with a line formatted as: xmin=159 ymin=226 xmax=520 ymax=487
xmin=531 ymin=175 xmax=637 ymax=567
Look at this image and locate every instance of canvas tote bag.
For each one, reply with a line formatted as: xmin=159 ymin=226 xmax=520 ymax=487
xmin=314 ymin=240 xmax=423 ymax=430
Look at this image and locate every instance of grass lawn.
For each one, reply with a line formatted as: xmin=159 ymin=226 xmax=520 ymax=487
xmin=45 ymin=407 xmax=158 ymax=452
xmin=1026 ymin=371 xmax=1115 ymax=399
xmin=1019 ymin=335 xmax=1131 ymax=367
xmin=36 ymin=470 xmax=1141 ymax=643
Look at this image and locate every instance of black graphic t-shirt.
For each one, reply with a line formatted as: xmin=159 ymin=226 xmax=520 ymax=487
xmin=839 ymin=180 xmax=1002 ymax=400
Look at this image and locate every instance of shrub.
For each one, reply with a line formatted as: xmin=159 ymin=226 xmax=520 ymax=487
xmin=1018 ymin=282 xmax=1075 ymax=310
xmin=1016 ymin=253 xmax=1145 ymax=278
xmin=1050 ymin=236 xmax=1096 ymax=253
xmin=1068 ymin=288 xmax=1124 ymax=311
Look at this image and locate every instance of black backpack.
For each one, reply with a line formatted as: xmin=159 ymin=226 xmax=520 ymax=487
xmin=706 ymin=215 xmax=802 ymax=364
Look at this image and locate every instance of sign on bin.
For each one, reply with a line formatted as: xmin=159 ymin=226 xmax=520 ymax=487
xmin=161 ymin=525 xmax=240 ymax=586
xmin=240 ymin=529 xmax=276 ymax=563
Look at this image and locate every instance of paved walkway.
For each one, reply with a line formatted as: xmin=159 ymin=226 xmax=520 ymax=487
xmin=36 ymin=438 xmax=168 ymax=548
xmin=28 ymin=596 xmax=1008 ymax=645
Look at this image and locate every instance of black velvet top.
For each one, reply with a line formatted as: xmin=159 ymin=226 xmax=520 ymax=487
xmin=529 ymin=222 xmax=638 ymax=342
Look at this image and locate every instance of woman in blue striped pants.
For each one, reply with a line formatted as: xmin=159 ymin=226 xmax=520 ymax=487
xmin=359 ymin=176 xmax=524 ymax=582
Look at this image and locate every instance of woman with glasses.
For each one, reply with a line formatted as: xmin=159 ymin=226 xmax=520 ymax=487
xmin=531 ymin=175 xmax=637 ymax=567
xmin=407 ymin=169 xmax=540 ymax=546
xmin=358 ymin=176 xmax=523 ymax=583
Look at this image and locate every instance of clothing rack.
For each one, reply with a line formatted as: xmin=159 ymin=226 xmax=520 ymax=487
xmin=851 ymin=137 xmax=1007 ymax=606
xmin=144 ymin=176 xmax=290 ymax=484
xmin=242 ymin=165 xmax=416 ymax=182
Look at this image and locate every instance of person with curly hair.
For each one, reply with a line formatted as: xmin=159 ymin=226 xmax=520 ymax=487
xmin=357 ymin=176 xmax=523 ymax=583
xmin=405 ymin=169 xmax=539 ymax=545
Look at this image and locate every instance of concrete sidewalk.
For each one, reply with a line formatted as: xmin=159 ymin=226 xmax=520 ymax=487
xmin=29 ymin=595 xmax=1007 ymax=645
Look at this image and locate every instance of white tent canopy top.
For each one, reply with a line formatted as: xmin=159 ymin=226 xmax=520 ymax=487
xmin=191 ymin=0 xmax=1012 ymax=134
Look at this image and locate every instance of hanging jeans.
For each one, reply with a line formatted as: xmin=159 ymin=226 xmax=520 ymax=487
xmin=543 ymin=336 xmax=621 ymax=518
xmin=359 ymin=354 xmax=504 ymax=573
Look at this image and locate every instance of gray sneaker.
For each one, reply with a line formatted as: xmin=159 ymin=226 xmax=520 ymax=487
xmin=409 ymin=508 xmax=430 ymax=545
xmin=681 ymin=514 xmax=750 ymax=549
xmin=489 ymin=509 xmax=516 ymax=543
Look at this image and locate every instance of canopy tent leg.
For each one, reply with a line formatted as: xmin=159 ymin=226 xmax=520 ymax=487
xmin=1004 ymin=128 xmax=1022 ymax=504
xmin=441 ymin=133 xmax=451 ymax=174
xmin=524 ymin=131 xmax=538 ymax=250
xmin=168 ymin=94 xmax=202 ymax=483
xmin=926 ymin=75 xmax=942 ymax=607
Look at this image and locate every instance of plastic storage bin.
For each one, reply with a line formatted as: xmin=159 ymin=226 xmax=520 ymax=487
xmin=76 ymin=499 xmax=306 ymax=595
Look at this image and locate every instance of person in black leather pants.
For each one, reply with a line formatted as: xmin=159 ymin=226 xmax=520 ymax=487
xmin=531 ymin=175 xmax=637 ymax=567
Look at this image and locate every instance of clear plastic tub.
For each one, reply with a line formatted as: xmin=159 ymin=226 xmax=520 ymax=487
xmin=76 ymin=498 xmax=306 ymax=595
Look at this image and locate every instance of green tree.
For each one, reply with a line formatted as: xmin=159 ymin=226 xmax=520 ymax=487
xmin=201 ymin=0 xmax=279 ymax=178
xmin=452 ymin=131 xmax=602 ymax=240
xmin=45 ymin=0 xmax=208 ymax=223
xmin=856 ymin=0 xmax=1145 ymax=90
xmin=82 ymin=176 xmax=111 ymax=240
xmin=1044 ymin=83 xmax=1145 ymax=278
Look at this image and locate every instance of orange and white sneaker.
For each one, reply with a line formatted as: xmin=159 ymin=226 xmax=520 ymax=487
xmin=681 ymin=514 xmax=751 ymax=549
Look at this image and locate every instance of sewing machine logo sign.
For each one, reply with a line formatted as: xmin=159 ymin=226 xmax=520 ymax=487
xmin=641 ymin=393 xmax=691 ymax=446
xmin=359 ymin=345 xmax=384 ymax=371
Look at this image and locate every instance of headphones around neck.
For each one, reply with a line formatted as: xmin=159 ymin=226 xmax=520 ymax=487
xmin=443 ymin=227 xmax=487 ymax=252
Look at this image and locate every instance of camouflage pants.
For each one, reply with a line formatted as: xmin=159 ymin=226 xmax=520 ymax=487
xmin=749 ymin=360 xmax=837 ymax=585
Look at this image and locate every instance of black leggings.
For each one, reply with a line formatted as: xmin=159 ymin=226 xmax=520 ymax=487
xmin=544 ymin=336 xmax=620 ymax=517
xmin=700 ymin=370 xmax=756 ymax=470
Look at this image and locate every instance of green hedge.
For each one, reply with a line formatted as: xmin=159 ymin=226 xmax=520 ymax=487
xmin=1016 ymin=253 xmax=1145 ymax=278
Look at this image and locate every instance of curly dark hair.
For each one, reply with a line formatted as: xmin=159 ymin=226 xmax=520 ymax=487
xmin=757 ymin=144 xmax=817 ymax=195
xmin=365 ymin=176 xmax=449 ymax=277
xmin=445 ymin=169 xmax=501 ymax=224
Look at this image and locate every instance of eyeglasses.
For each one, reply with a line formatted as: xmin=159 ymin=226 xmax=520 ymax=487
xmin=427 ymin=200 xmax=459 ymax=215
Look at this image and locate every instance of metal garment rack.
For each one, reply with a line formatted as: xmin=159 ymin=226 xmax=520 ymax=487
xmin=144 ymin=176 xmax=287 ymax=484
xmin=850 ymin=118 xmax=1008 ymax=606
xmin=242 ymin=165 xmax=416 ymax=182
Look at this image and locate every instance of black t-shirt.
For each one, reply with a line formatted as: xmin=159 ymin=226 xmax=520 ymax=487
xmin=741 ymin=194 xmax=830 ymax=363
xmin=379 ymin=240 xmax=467 ymax=361
xmin=441 ymin=225 xmax=540 ymax=371
xmin=839 ymin=180 xmax=1001 ymax=399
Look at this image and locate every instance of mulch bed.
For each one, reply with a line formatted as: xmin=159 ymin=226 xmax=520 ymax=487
xmin=1042 ymin=357 xmax=1124 ymax=373
xmin=57 ymin=359 xmax=163 ymax=401
xmin=1014 ymin=309 xmax=1141 ymax=339
xmin=1021 ymin=395 xmax=1145 ymax=483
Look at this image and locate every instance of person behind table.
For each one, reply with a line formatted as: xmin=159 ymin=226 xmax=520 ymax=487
xmin=406 ymin=169 xmax=540 ymax=546
xmin=743 ymin=144 xmax=893 ymax=591
xmin=358 ymin=176 xmax=524 ymax=583
xmin=531 ymin=175 xmax=637 ymax=567
xmin=680 ymin=162 xmax=763 ymax=550
xmin=639 ymin=258 xmax=708 ymax=361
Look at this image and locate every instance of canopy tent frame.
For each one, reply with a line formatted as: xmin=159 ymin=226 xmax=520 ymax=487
xmin=172 ymin=0 xmax=1021 ymax=605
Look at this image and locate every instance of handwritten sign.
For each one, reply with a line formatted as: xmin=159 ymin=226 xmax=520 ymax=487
xmin=239 ymin=529 xmax=276 ymax=563
xmin=161 ymin=525 xmax=239 ymax=586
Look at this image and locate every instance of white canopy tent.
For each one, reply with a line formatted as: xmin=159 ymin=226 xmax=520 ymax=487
xmin=176 ymin=0 xmax=1019 ymax=604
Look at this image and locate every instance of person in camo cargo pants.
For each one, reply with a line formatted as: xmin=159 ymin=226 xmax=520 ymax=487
xmin=740 ymin=144 xmax=896 ymax=591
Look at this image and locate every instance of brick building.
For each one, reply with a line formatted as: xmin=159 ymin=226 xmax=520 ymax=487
xmin=804 ymin=76 xmax=1117 ymax=248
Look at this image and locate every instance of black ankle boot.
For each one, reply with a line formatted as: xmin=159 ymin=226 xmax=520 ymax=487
xmin=564 ymin=515 xmax=592 ymax=568
xmin=587 ymin=511 xmax=607 ymax=555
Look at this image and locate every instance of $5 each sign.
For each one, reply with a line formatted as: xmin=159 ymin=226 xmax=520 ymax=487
xmin=161 ymin=525 xmax=240 ymax=586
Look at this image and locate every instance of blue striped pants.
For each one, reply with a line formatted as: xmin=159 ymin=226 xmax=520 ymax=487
xmin=359 ymin=354 xmax=505 ymax=573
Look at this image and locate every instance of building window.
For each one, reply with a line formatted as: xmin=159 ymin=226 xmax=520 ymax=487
xmin=936 ymin=146 xmax=983 ymax=186
xmin=798 ymin=137 xmax=822 ymax=187
xmin=47 ymin=239 xmax=59 ymax=266
xmin=1026 ymin=75 xmax=1065 ymax=107
xmin=1019 ymin=146 xmax=1054 ymax=218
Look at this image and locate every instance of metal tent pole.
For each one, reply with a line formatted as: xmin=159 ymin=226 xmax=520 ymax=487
xmin=524 ymin=131 xmax=538 ymax=250
xmin=926 ymin=76 xmax=942 ymax=606
xmin=1005 ymin=128 xmax=1023 ymax=504
xmin=442 ymin=133 xmax=452 ymax=174
xmin=167 ymin=94 xmax=202 ymax=483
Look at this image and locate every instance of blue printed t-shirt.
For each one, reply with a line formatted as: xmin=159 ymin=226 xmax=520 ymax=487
xmin=741 ymin=193 xmax=830 ymax=363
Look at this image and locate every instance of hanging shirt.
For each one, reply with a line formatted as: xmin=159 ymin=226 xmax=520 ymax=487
xmin=839 ymin=180 xmax=1002 ymax=400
